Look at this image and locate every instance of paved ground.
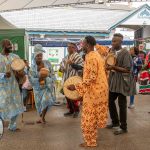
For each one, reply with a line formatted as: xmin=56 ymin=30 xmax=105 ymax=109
xmin=0 ymin=95 xmax=150 ymax=150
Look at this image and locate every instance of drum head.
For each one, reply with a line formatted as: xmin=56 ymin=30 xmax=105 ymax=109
xmin=63 ymin=76 xmax=82 ymax=100
xmin=11 ymin=58 xmax=25 ymax=71
xmin=106 ymin=54 xmax=116 ymax=66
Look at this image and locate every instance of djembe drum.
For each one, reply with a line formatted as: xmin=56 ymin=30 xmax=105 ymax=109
xmin=105 ymin=53 xmax=116 ymax=66
xmin=11 ymin=58 xmax=26 ymax=84
xmin=63 ymin=76 xmax=82 ymax=100
xmin=39 ymin=68 xmax=49 ymax=86
xmin=105 ymin=53 xmax=116 ymax=76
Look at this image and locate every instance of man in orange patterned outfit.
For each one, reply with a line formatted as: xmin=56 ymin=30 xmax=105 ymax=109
xmin=68 ymin=36 xmax=108 ymax=147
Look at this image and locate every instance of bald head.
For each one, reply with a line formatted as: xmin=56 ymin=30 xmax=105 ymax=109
xmin=1 ymin=39 xmax=13 ymax=53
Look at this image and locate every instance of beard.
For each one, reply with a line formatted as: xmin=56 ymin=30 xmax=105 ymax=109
xmin=4 ymin=47 xmax=12 ymax=53
xmin=82 ymin=47 xmax=87 ymax=54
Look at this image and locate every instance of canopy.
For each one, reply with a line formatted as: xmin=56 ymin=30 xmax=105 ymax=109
xmin=0 ymin=0 xmax=95 ymax=12
xmin=0 ymin=7 xmax=128 ymax=32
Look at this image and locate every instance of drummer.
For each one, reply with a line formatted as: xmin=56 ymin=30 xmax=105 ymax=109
xmin=95 ymin=44 xmax=109 ymax=60
xmin=106 ymin=34 xmax=136 ymax=135
xmin=28 ymin=44 xmax=56 ymax=124
xmin=0 ymin=39 xmax=25 ymax=131
xmin=59 ymin=41 xmax=83 ymax=118
xmin=68 ymin=36 xmax=108 ymax=147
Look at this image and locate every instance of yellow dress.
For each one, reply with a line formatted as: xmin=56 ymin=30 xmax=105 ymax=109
xmin=75 ymin=51 xmax=108 ymax=147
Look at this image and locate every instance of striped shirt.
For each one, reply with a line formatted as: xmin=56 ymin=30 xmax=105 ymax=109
xmin=60 ymin=52 xmax=83 ymax=84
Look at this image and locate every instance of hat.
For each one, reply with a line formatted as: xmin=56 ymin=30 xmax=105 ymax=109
xmin=34 ymin=44 xmax=45 ymax=53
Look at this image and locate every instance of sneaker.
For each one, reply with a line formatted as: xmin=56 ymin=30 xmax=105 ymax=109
xmin=128 ymin=104 xmax=135 ymax=109
xmin=114 ymin=128 xmax=128 ymax=135
xmin=73 ymin=112 xmax=79 ymax=118
xmin=64 ymin=112 xmax=73 ymax=117
xmin=106 ymin=124 xmax=119 ymax=129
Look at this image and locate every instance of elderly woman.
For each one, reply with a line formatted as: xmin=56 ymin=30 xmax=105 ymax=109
xmin=29 ymin=44 xmax=56 ymax=124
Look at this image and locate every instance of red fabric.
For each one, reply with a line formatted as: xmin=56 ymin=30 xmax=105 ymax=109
xmin=139 ymin=89 xmax=150 ymax=93
xmin=66 ymin=98 xmax=80 ymax=112
xmin=140 ymin=71 xmax=149 ymax=80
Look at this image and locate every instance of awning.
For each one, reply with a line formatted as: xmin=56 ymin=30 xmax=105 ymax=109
xmin=0 ymin=0 xmax=95 ymax=12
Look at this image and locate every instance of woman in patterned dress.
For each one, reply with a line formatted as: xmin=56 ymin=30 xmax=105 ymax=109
xmin=29 ymin=44 xmax=56 ymax=124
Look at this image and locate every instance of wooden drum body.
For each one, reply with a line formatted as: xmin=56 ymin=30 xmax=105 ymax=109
xmin=63 ymin=76 xmax=82 ymax=100
xmin=39 ymin=68 xmax=49 ymax=86
xmin=11 ymin=58 xmax=26 ymax=84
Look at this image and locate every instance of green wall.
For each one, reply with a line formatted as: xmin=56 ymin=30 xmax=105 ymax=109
xmin=0 ymin=29 xmax=26 ymax=59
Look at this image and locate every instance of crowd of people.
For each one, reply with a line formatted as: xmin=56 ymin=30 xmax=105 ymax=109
xmin=0 ymin=33 xmax=150 ymax=147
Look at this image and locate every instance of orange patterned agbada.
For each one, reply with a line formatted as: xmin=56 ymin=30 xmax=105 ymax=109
xmin=95 ymin=44 xmax=110 ymax=78
xmin=95 ymin=44 xmax=109 ymax=58
xmin=75 ymin=51 xmax=108 ymax=147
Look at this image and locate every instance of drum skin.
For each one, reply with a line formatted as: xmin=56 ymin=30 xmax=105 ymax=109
xmin=63 ymin=76 xmax=82 ymax=100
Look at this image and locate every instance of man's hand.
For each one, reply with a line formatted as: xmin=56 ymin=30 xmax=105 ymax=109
xmin=39 ymin=73 xmax=48 ymax=79
xmin=106 ymin=65 xmax=115 ymax=71
xmin=106 ymin=65 xmax=130 ymax=73
xmin=67 ymin=59 xmax=73 ymax=65
xmin=67 ymin=84 xmax=76 ymax=91
xmin=5 ymin=72 xmax=11 ymax=78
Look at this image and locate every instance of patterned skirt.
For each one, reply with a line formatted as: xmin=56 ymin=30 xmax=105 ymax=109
xmin=139 ymin=70 xmax=150 ymax=94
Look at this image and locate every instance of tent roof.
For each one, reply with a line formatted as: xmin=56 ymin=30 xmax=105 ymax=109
xmin=0 ymin=15 xmax=16 ymax=29
xmin=0 ymin=7 xmax=129 ymax=32
xmin=0 ymin=0 xmax=95 ymax=12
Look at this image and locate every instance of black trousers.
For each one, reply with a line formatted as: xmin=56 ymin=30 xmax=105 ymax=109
xmin=66 ymin=98 xmax=79 ymax=113
xmin=109 ymin=91 xmax=127 ymax=130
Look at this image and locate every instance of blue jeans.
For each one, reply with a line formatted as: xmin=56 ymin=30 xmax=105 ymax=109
xmin=130 ymin=96 xmax=134 ymax=105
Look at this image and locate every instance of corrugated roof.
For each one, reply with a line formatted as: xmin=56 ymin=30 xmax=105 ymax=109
xmin=0 ymin=7 xmax=130 ymax=32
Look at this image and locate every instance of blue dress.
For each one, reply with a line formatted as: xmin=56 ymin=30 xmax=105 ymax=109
xmin=0 ymin=53 xmax=25 ymax=130
xmin=29 ymin=60 xmax=56 ymax=115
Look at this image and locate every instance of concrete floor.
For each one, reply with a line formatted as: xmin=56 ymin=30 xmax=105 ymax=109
xmin=0 ymin=95 xmax=150 ymax=150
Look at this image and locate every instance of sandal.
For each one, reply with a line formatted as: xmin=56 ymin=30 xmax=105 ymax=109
xmin=9 ymin=128 xmax=21 ymax=132
xmin=79 ymin=143 xmax=87 ymax=147
xmin=79 ymin=143 xmax=97 ymax=148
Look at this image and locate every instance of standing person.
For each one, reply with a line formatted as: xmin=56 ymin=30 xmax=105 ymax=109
xmin=95 ymin=44 xmax=109 ymax=60
xmin=138 ymin=48 xmax=146 ymax=64
xmin=106 ymin=34 xmax=136 ymax=135
xmin=22 ymin=60 xmax=32 ymax=109
xmin=68 ymin=36 xmax=108 ymax=147
xmin=0 ymin=39 xmax=25 ymax=131
xmin=29 ymin=44 xmax=55 ymax=124
xmin=59 ymin=42 xmax=83 ymax=118
xmin=128 ymin=47 xmax=142 ymax=109
xmin=139 ymin=53 xmax=150 ymax=95
xmin=24 ymin=60 xmax=30 ymax=74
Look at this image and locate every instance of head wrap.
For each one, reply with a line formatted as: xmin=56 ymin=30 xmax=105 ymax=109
xmin=32 ymin=44 xmax=45 ymax=65
xmin=33 ymin=44 xmax=45 ymax=58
